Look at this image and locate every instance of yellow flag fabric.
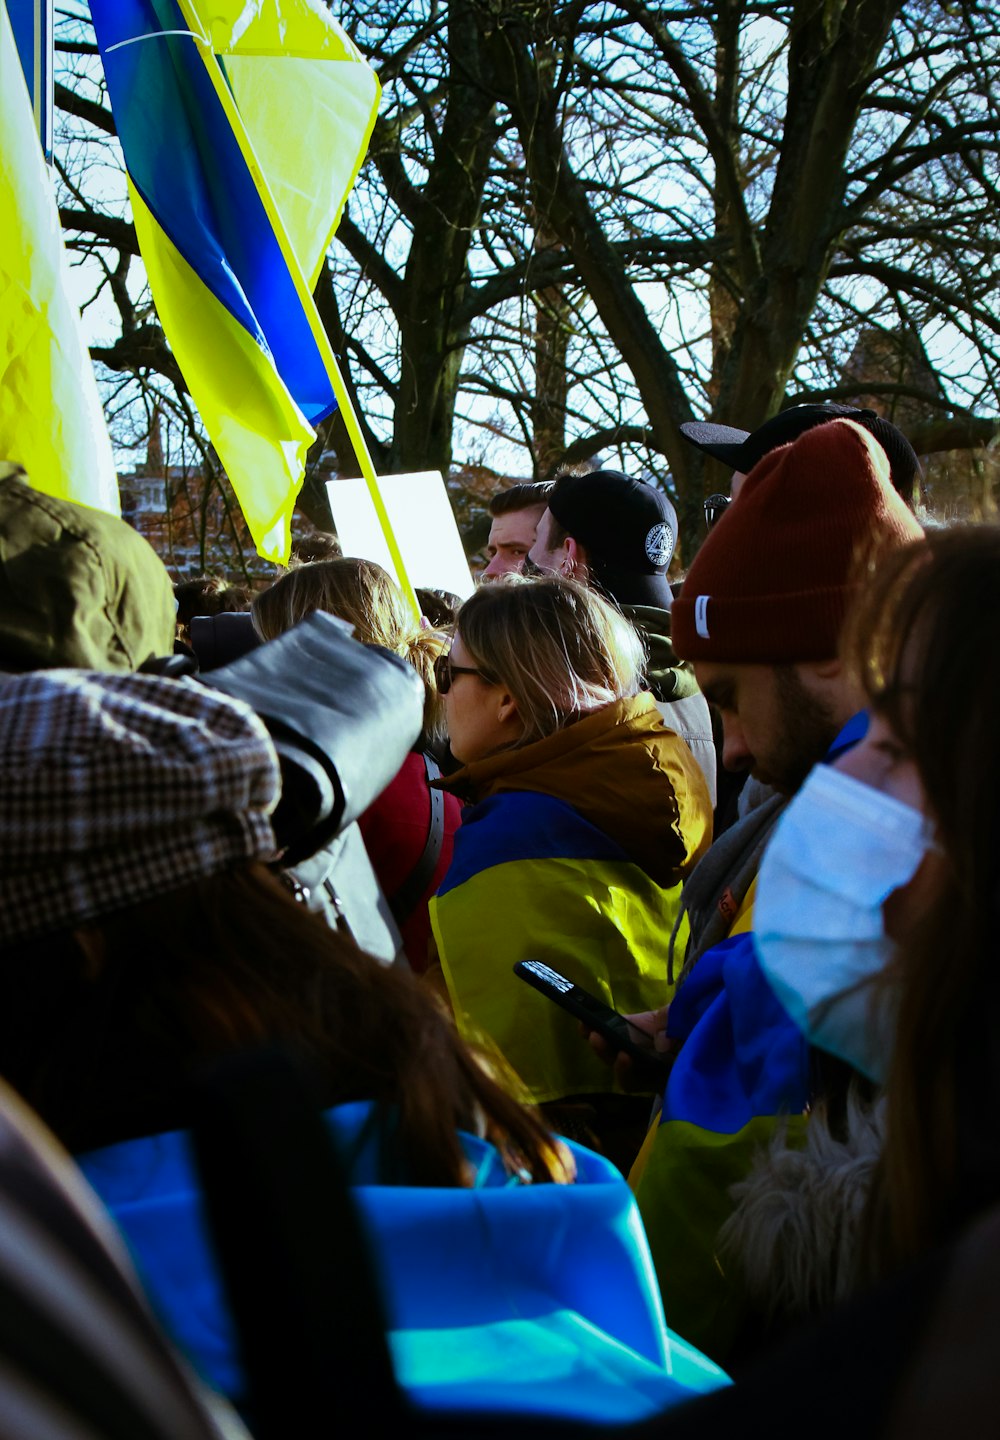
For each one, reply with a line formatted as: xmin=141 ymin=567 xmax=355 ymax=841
xmin=192 ymin=0 xmax=379 ymax=287
xmin=0 ymin=6 xmax=120 ymax=515
xmin=127 ymin=180 xmax=314 ymax=561
xmin=90 ymin=0 xmax=380 ymax=563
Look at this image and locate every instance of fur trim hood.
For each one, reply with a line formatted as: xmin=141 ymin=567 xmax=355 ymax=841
xmin=719 ymin=1088 xmax=885 ymax=1321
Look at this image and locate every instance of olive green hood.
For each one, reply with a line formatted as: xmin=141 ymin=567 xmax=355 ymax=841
xmin=0 ymin=467 xmax=175 ymax=671
xmin=621 ymin=602 xmax=701 ymax=703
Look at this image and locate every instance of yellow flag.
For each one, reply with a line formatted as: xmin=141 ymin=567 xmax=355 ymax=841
xmin=0 ymin=5 xmax=120 ymax=515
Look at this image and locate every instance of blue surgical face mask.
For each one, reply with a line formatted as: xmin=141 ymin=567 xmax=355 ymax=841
xmin=753 ymin=763 xmax=935 ymax=1084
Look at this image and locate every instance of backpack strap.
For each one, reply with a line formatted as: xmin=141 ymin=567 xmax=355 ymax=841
xmin=190 ymin=1052 xmax=403 ymax=1439
xmin=388 ymin=753 xmax=445 ymax=926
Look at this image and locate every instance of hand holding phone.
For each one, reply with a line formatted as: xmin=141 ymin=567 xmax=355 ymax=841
xmin=513 ymin=961 xmax=672 ymax=1086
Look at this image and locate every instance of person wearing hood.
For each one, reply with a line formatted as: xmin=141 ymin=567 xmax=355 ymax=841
xmin=0 ymin=464 xmax=176 ymax=671
xmin=528 ymin=467 xmax=717 ymax=806
xmin=428 ymin=576 xmax=712 ymax=1162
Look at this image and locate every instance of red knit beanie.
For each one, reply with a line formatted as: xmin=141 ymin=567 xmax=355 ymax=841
xmin=672 ymin=419 xmax=924 ymax=662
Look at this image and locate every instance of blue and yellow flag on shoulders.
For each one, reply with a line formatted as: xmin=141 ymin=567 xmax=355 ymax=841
xmin=629 ymin=932 xmax=810 ymax=1363
xmin=89 ymin=0 xmax=379 ymax=562
xmin=430 ymin=790 xmax=687 ymax=1104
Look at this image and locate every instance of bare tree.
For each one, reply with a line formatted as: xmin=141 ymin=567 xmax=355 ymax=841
xmin=54 ymin=0 xmax=1000 ymax=559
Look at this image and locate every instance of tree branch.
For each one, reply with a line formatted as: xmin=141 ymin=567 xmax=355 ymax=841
xmin=59 ymin=206 xmax=138 ymax=255
xmin=54 ymin=80 xmax=115 ymax=136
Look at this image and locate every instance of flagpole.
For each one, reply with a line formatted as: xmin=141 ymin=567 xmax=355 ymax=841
xmin=321 ymin=359 xmax=423 ymax=622
xmin=6 ymin=0 xmax=53 ymax=159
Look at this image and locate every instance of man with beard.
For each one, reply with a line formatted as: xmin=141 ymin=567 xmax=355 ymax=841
xmin=665 ymin=417 xmax=923 ymax=980
xmin=617 ymin=420 xmax=924 ymax=1365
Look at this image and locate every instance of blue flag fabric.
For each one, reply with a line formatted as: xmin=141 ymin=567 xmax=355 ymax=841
xmin=78 ymin=1100 xmax=730 ymax=1421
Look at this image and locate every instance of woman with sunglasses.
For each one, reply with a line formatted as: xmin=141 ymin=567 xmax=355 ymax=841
xmin=428 ymin=576 xmax=712 ymax=1164
xmin=252 ymin=557 xmax=462 ymax=971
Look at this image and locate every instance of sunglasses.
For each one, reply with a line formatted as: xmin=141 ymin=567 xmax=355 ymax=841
xmin=433 ymin=652 xmax=495 ymax=695
xmin=703 ymin=493 xmax=731 ymax=530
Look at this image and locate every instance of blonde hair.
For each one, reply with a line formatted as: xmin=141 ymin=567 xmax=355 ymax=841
xmin=455 ymin=576 xmax=645 ymax=745
xmin=251 ymin=558 xmax=446 ymax=746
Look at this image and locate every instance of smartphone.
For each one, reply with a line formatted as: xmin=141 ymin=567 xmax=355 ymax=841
xmin=513 ymin=960 xmax=671 ymax=1085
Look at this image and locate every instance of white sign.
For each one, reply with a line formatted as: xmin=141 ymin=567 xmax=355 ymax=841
xmin=326 ymin=471 xmax=474 ymax=600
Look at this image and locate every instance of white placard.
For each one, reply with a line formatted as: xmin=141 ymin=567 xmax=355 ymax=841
xmin=326 ymin=471 xmax=474 ymax=600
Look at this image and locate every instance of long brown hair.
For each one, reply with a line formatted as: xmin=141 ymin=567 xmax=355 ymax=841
xmin=251 ymin=558 xmax=447 ymax=747
xmin=845 ymin=525 xmax=1000 ymax=1274
xmin=0 ymin=864 xmax=570 ymax=1185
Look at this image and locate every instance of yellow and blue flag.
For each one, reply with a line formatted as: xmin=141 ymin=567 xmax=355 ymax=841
xmin=430 ymin=790 xmax=687 ymax=1104
xmin=0 ymin=2 xmax=120 ymax=515
xmin=89 ymin=0 xmax=380 ymax=562
xmin=629 ymin=932 xmax=809 ymax=1362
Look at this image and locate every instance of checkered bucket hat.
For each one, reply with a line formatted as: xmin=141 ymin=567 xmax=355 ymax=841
xmin=0 ymin=670 xmax=281 ymax=945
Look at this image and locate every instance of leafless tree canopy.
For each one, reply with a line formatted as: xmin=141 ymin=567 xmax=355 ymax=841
xmin=55 ymin=0 xmax=1000 ymax=546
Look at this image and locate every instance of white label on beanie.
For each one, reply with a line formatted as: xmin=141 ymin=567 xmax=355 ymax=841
xmin=695 ymin=594 xmax=710 ymax=638
xmin=645 ymin=522 xmax=673 ymax=566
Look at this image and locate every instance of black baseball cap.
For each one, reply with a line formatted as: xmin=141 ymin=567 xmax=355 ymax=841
xmin=547 ymin=470 xmax=677 ymax=607
xmin=680 ymin=404 xmax=919 ymax=505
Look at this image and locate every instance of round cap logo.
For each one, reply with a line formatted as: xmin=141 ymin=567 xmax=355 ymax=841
xmin=644 ymin=522 xmax=673 ymax=567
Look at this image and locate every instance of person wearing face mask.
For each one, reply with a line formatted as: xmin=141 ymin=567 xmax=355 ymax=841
xmin=725 ymin=526 xmax=995 ymax=1327
xmin=622 ymin=420 xmax=923 ymax=1364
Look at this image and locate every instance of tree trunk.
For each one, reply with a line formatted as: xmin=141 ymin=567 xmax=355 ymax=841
xmin=532 ymin=223 xmax=571 ymax=475
xmin=391 ymin=0 xmax=498 ymax=475
xmin=718 ymin=0 xmax=903 ymax=426
xmin=480 ymin=14 xmax=705 ymax=538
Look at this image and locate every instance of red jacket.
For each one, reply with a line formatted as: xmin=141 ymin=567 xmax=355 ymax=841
xmin=358 ymin=752 xmax=462 ymax=972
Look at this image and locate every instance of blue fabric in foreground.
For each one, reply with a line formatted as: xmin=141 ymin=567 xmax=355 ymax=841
xmin=663 ymin=933 xmax=810 ymax=1133
xmin=90 ymin=0 xmax=337 ymax=425
xmin=78 ymin=1101 xmax=729 ymax=1421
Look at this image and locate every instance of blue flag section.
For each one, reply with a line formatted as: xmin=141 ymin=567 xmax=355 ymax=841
xmin=91 ymin=0 xmax=336 ymax=429
xmin=79 ymin=1101 xmax=730 ymax=1421
xmin=630 ymin=933 xmax=811 ymax=1361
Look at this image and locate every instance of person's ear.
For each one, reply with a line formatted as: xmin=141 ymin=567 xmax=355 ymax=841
xmin=497 ymin=689 xmax=520 ymax=728
xmin=561 ymin=536 xmax=583 ymax=578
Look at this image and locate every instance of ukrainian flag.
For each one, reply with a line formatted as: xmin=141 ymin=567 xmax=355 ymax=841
xmin=430 ymin=790 xmax=687 ymax=1104
xmin=0 ymin=2 xmax=120 ymax=514
xmin=89 ymin=0 xmax=379 ymax=562
xmin=629 ymin=932 xmax=810 ymax=1363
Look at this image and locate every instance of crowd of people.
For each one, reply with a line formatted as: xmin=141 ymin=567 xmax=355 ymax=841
xmin=0 ymin=397 xmax=998 ymax=1434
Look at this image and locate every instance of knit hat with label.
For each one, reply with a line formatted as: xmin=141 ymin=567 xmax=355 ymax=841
xmin=672 ymin=419 xmax=924 ymax=663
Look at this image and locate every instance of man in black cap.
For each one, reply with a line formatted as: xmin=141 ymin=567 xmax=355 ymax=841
xmin=682 ymin=403 xmax=920 ymax=527
xmin=529 ymin=469 xmax=717 ymax=803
